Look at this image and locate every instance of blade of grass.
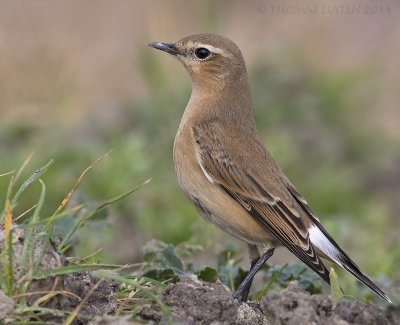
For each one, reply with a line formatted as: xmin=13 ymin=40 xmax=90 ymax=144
xmin=28 ymin=231 xmax=49 ymax=277
xmin=58 ymin=179 xmax=150 ymax=252
xmin=101 ymin=273 xmax=167 ymax=289
xmin=68 ymin=247 xmax=103 ymax=264
xmin=13 ymin=290 xmax=81 ymax=302
xmin=2 ymin=175 xmax=15 ymax=295
xmin=0 ymin=154 xmax=39 ymax=221
xmin=19 ymin=180 xmax=46 ymax=275
xmin=4 ymin=205 xmax=83 ymax=231
xmin=32 ymin=235 xmax=52 ymax=276
xmin=14 ymin=204 xmax=37 ymax=222
xmin=17 ymin=319 xmax=44 ymax=324
xmin=0 ymin=173 xmax=15 ymax=226
xmin=14 ymin=152 xmax=33 ymax=185
xmin=33 ymin=290 xmax=81 ymax=307
xmin=225 ymin=252 xmax=235 ymax=291
xmin=0 ymin=170 xmax=15 ymax=177
xmin=14 ymin=306 xmax=70 ymax=318
xmin=4 ymin=200 xmax=13 ymax=295
xmin=16 ymin=205 xmax=84 ymax=228
xmin=45 ymin=150 xmax=112 ymax=232
xmin=254 ymin=264 xmax=288 ymax=301
xmin=32 ymin=263 xmax=124 ymax=279
xmin=12 ymin=159 xmax=53 ymax=206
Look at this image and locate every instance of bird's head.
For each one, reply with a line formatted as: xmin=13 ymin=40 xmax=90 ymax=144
xmin=149 ymin=34 xmax=248 ymax=92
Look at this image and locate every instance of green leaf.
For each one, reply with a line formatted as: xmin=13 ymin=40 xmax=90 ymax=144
xmin=298 ymin=270 xmax=323 ymax=294
xmin=196 ymin=267 xmax=218 ymax=283
xmin=145 ymin=245 xmax=184 ymax=273
xmin=217 ymin=263 xmax=247 ymax=292
xmin=141 ymin=240 xmax=186 ymax=282
xmin=271 ymin=261 xmax=323 ymax=294
xmin=142 ymin=240 xmax=184 ymax=272
xmin=153 ymin=245 xmax=184 ymax=271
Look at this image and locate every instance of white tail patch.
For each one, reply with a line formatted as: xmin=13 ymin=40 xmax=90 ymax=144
xmin=309 ymin=225 xmax=342 ymax=266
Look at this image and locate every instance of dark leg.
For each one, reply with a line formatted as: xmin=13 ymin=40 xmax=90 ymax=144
xmin=232 ymin=247 xmax=275 ymax=301
xmin=239 ymin=245 xmax=260 ymax=301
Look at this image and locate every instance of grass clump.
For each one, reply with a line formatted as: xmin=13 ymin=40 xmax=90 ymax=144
xmin=0 ymin=154 xmax=169 ymax=324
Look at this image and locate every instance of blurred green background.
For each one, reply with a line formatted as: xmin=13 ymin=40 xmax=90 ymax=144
xmin=0 ymin=0 xmax=399 ymax=288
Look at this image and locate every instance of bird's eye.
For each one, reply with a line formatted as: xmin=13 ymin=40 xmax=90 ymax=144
xmin=195 ymin=47 xmax=211 ymax=60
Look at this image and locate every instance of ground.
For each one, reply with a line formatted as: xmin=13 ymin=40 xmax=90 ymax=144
xmin=1 ymin=229 xmax=398 ymax=324
xmin=136 ymin=276 xmax=398 ymax=325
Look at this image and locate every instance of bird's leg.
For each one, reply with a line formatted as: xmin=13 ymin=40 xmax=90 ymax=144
xmin=232 ymin=247 xmax=275 ymax=301
xmin=237 ymin=245 xmax=260 ymax=301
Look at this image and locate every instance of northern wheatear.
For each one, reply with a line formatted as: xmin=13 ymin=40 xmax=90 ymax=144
xmin=149 ymin=34 xmax=390 ymax=303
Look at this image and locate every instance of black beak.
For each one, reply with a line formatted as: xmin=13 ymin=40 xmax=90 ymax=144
xmin=148 ymin=42 xmax=179 ymax=56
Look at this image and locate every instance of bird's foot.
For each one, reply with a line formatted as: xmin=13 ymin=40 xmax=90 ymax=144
xmin=243 ymin=300 xmax=263 ymax=313
xmin=232 ymin=293 xmax=263 ymax=313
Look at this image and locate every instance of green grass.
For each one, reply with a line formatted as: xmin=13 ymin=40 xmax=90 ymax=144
xmin=0 ymin=156 xmax=170 ymax=324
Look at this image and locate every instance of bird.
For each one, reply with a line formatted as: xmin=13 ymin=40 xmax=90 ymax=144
xmin=148 ymin=33 xmax=391 ymax=303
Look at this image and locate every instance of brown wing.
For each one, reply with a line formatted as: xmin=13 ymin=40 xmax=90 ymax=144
xmin=193 ymin=122 xmax=331 ymax=284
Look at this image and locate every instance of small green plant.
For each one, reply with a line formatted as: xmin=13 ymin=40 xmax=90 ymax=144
xmin=139 ymin=239 xmax=324 ymax=301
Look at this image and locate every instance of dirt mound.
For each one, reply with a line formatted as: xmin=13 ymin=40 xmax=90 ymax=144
xmin=139 ymin=276 xmax=396 ymax=325
xmin=139 ymin=275 xmax=267 ymax=324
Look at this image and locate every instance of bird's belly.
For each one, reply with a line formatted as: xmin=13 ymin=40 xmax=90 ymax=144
xmin=173 ymin=136 xmax=276 ymax=247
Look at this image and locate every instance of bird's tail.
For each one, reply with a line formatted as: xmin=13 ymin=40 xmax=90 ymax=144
xmin=309 ymin=224 xmax=391 ymax=303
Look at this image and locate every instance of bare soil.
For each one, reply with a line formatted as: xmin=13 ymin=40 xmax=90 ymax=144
xmin=138 ymin=276 xmax=398 ymax=325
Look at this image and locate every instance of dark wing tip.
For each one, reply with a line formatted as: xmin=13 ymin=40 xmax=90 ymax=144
xmin=342 ymin=264 xmax=392 ymax=303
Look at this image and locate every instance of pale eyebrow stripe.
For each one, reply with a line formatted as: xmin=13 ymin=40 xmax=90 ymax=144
xmin=196 ymin=43 xmax=233 ymax=58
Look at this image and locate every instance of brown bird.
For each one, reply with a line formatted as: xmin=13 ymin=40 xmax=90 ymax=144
xmin=149 ymin=34 xmax=391 ymax=303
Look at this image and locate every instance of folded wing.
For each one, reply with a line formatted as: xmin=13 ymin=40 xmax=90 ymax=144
xmin=193 ymin=123 xmax=331 ymax=284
